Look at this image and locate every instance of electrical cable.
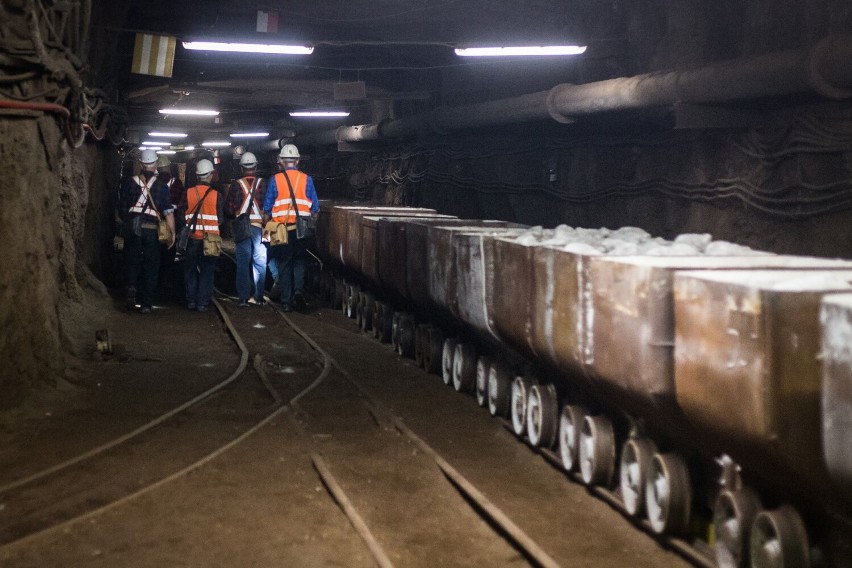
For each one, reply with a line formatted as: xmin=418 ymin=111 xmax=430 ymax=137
xmin=0 ymin=97 xmax=70 ymax=117
xmin=0 ymin=70 xmax=38 ymax=84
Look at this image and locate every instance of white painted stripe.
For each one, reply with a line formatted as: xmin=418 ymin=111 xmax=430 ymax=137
xmin=274 ymin=198 xmax=313 ymax=208
xmin=140 ymin=34 xmax=152 ymax=75
xmin=155 ymin=35 xmax=169 ymax=76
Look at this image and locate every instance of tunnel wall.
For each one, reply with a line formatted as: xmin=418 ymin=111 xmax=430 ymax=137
xmin=0 ymin=1 xmax=128 ymax=411
xmin=0 ymin=116 xmax=118 ymax=409
xmin=309 ymin=100 xmax=852 ymax=259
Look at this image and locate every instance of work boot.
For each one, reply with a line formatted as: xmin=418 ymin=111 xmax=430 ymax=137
xmin=292 ymin=292 xmax=306 ymax=311
xmin=125 ymin=286 xmax=137 ymax=310
xmin=269 ymin=281 xmax=281 ymax=302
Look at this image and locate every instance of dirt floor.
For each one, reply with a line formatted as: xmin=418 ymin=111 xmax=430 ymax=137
xmin=0 ymin=263 xmax=693 ymax=568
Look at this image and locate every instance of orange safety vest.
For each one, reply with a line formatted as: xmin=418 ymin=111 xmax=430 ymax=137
xmin=184 ymin=185 xmax=219 ymax=239
xmin=236 ymin=176 xmax=264 ymax=226
xmin=271 ymin=170 xmax=312 ymax=226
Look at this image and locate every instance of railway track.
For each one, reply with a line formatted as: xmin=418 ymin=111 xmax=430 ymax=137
xmin=218 ymin=250 xmax=568 ymax=566
xmin=0 ymin=296 xmax=329 ymax=554
xmin=0 ymin=242 xmax=703 ymax=565
xmin=309 ymin=268 xmax=716 ymax=568
xmin=0 ymin=253 xmax=590 ymax=567
xmin=270 ymin=307 xmax=564 ymax=567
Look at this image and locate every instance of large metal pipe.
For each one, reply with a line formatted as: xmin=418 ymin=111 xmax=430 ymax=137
xmin=548 ymin=35 xmax=852 ymax=118
xmin=297 ymin=35 xmax=852 ymax=147
xmin=248 ymin=137 xmax=286 ymax=153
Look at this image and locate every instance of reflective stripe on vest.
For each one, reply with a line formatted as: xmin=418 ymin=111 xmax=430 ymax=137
xmin=271 ymin=170 xmax=311 ymax=225
xmin=185 ymin=185 xmax=219 ymax=238
xmin=128 ymin=175 xmax=158 ymax=215
xmin=237 ymin=177 xmax=264 ymax=224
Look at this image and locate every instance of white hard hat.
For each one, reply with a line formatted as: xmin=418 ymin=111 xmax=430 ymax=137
xmin=140 ymin=149 xmax=158 ymax=164
xmin=196 ymin=159 xmax=215 ymax=176
xmin=156 ymin=155 xmax=171 ymax=168
xmin=278 ymin=144 xmax=300 ymax=159
xmin=239 ymin=152 xmax=258 ymax=169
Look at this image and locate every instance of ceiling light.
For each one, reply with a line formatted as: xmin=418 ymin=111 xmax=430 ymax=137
xmin=184 ymin=145 xmax=196 ymax=151
xmin=230 ymin=132 xmax=270 ymax=138
xmin=289 ymin=111 xmax=350 ymax=117
xmin=454 ymin=45 xmax=587 ymax=57
xmin=142 ymin=140 xmax=171 ymax=146
xmin=182 ymin=41 xmax=313 ymax=55
xmin=138 ymin=145 xmax=163 ymax=150
xmin=201 ymin=141 xmax=231 ymax=147
xmin=148 ymin=131 xmax=188 ymax=138
xmin=159 ymin=108 xmax=219 ymax=116
xmin=156 ymin=150 xmax=176 ymax=155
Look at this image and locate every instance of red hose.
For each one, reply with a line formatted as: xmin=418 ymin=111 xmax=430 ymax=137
xmin=0 ymin=98 xmax=71 ymax=118
xmin=84 ymin=122 xmax=106 ymax=141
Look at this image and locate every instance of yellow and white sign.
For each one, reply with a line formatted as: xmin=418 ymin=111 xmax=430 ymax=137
xmin=132 ymin=33 xmax=176 ymax=78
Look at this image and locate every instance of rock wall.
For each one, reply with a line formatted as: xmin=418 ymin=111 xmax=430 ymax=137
xmin=309 ymin=99 xmax=852 ymax=259
xmin=0 ymin=116 xmax=117 ymax=409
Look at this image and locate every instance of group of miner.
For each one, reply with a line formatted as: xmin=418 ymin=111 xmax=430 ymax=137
xmin=119 ymin=144 xmax=319 ymax=314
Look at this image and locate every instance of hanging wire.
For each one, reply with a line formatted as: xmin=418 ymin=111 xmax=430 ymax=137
xmin=0 ymin=0 xmax=126 ymax=146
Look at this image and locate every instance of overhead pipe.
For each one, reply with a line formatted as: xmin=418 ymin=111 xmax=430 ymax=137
xmin=248 ymin=137 xmax=287 ymax=153
xmin=297 ymin=35 xmax=852 ymax=148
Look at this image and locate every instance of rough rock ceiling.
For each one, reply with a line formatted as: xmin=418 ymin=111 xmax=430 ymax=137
xmin=108 ymin=0 xmax=595 ymax=137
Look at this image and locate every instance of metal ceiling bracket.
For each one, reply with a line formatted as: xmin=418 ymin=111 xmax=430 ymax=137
xmin=546 ymin=85 xmax=577 ymax=124
xmin=807 ymin=36 xmax=852 ymax=100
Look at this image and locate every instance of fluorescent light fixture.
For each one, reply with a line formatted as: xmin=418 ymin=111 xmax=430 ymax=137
xmin=201 ymin=141 xmax=231 ymax=147
xmin=148 ymin=131 xmax=188 ymax=138
xmin=184 ymin=145 xmax=196 ymax=151
xmin=289 ymin=111 xmax=350 ymax=117
xmin=182 ymin=41 xmax=313 ymax=55
xmin=156 ymin=150 xmax=176 ymax=155
xmin=159 ymin=108 xmax=219 ymax=116
xmin=454 ymin=45 xmax=587 ymax=57
xmin=142 ymin=140 xmax=171 ymax=146
xmin=139 ymin=145 xmax=163 ymax=150
xmin=230 ymin=132 xmax=270 ymax=138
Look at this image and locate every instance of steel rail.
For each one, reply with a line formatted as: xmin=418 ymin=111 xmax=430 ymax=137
xmin=273 ymin=304 xmax=563 ymax=568
xmin=0 ymin=297 xmax=331 ymax=553
xmin=0 ymin=298 xmax=249 ymax=496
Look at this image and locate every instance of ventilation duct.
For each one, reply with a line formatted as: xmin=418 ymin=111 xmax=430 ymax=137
xmin=297 ymin=35 xmax=852 ymax=148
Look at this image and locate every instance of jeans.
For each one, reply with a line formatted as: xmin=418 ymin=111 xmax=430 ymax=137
xmin=183 ymin=238 xmax=217 ymax=308
xmin=124 ymin=226 xmax=161 ymax=308
xmin=268 ymin=230 xmax=306 ymax=306
xmin=235 ymin=225 xmax=267 ymax=302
